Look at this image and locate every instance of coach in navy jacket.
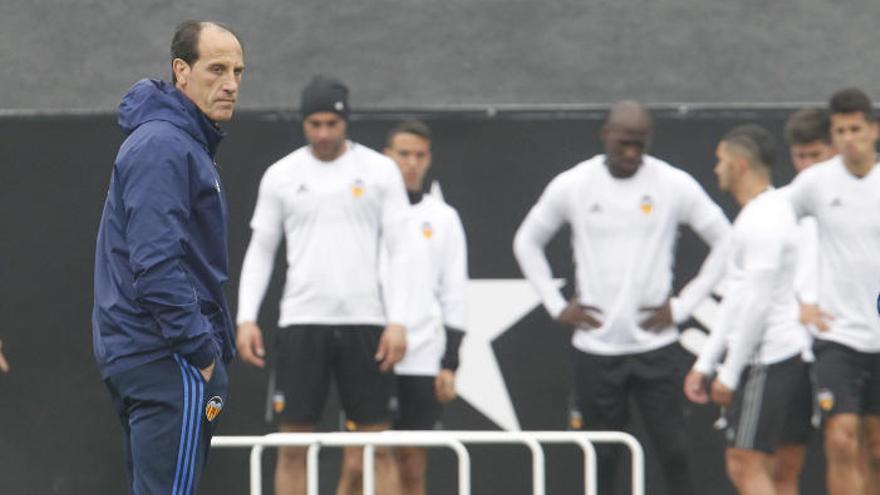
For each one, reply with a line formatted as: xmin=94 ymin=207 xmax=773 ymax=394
xmin=92 ymin=21 xmax=243 ymax=495
xmin=92 ymin=75 xmax=236 ymax=376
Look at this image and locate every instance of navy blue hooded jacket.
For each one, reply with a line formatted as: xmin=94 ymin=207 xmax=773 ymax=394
xmin=93 ymin=79 xmax=235 ymax=379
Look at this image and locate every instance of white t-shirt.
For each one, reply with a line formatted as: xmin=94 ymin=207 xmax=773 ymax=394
xmin=693 ymin=189 xmax=808 ymax=389
xmin=385 ymin=195 xmax=469 ymax=376
xmin=514 ymin=154 xmax=730 ymax=355
xmin=237 ymin=141 xmax=411 ymax=327
xmin=786 ymin=156 xmax=880 ymax=353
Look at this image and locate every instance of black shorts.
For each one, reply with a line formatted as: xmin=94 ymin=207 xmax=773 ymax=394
xmin=268 ymin=325 xmax=394 ymax=427
xmin=572 ymin=343 xmax=689 ymax=445
xmin=724 ymin=355 xmax=814 ymax=454
xmin=813 ymin=339 xmax=880 ymax=419
xmin=394 ymin=375 xmax=442 ymax=430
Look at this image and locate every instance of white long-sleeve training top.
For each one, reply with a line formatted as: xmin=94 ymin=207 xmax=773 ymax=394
xmin=513 ymin=154 xmax=730 ymax=355
xmin=692 ymin=189 xmax=809 ymax=389
xmin=237 ymin=141 xmax=411 ymax=328
xmin=786 ymin=156 xmax=880 ymax=353
xmin=672 ymin=181 xmax=819 ymax=334
xmin=794 ymin=216 xmax=819 ymax=305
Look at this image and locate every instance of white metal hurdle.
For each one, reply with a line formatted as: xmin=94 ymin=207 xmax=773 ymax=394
xmin=211 ymin=430 xmax=644 ymax=495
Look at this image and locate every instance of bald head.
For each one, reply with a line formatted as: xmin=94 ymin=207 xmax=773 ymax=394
xmin=605 ymin=100 xmax=653 ymax=132
xmin=601 ymin=100 xmax=653 ymax=178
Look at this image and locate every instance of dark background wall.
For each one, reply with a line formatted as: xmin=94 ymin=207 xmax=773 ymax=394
xmin=2 ymin=0 xmax=879 ymax=110
xmin=0 ymin=108 xmax=829 ymax=494
xmin=0 ymin=1 xmax=860 ymax=492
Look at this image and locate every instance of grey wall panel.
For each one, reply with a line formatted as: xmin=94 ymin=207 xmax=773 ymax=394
xmin=2 ymin=0 xmax=879 ymax=110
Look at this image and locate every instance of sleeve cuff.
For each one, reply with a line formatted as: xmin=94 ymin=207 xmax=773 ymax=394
xmin=545 ymin=297 xmax=567 ymax=320
xmin=692 ymin=358 xmax=715 ymax=375
xmin=236 ymin=314 xmax=257 ymax=325
xmin=716 ymin=366 xmax=740 ymax=390
xmin=386 ymin=318 xmax=407 ymax=328
xmin=797 ymin=296 xmax=818 ymax=305
xmin=441 ymin=327 xmax=465 ymax=371
xmin=669 ymin=297 xmax=687 ymax=324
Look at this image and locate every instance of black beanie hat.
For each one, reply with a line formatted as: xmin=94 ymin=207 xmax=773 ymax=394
xmin=300 ymin=76 xmax=351 ymax=121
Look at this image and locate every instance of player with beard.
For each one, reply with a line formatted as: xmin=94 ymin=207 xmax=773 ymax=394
xmin=236 ymin=76 xmax=411 ymax=495
xmin=685 ymin=125 xmax=811 ymax=495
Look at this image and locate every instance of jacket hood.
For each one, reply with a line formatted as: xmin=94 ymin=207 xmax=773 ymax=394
xmin=117 ymin=79 xmax=224 ymax=156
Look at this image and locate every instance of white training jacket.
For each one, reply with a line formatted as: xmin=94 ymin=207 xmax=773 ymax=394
xmin=383 ymin=195 xmax=468 ymax=376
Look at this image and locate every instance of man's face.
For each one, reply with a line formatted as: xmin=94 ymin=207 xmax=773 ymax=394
xmin=303 ymin=112 xmax=347 ymax=161
xmin=830 ymin=112 xmax=878 ymax=166
xmin=385 ymin=132 xmax=431 ymax=191
xmin=601 ymin=125 xmax=651 ymax=177
xmin=174 ymin=26 xmax=244 ymax=122
xmin=714 ymin=141 xmax=739 ymax=193
xmin=789 ymin=140 xmax=836 ymax=173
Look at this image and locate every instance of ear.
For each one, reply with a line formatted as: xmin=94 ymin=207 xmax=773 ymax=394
xmin=734 ymin=155 xmax=751 ymax=175
xmin=172 ymin=58 xmax=190 ymax=88
xmin=383 ymin=147 xmax=392 ymax=157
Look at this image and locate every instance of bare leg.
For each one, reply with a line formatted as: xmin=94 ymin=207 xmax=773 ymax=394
xmin=771 ymin=443 xmax=805 ymax=495
xmin=338 ymin=447 xmax=364 ymax=495
xmin=396 ymin=447 xmax=427 ymax=495
xmin=824 ymin=413 xmax=865 ymax=495
xmin=275 ymin=422 xmax=316 ymax=495
xmin=725 ymin=448 xmax=776 ymax=495
xmin=336 ymin=423 xmax=400 ymax=495
xmin=863 ymin=416 xmax=880 ymax=495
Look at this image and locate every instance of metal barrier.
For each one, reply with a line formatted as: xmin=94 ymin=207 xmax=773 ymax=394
xmin=211 ymin=430 xmax=644 ymax=495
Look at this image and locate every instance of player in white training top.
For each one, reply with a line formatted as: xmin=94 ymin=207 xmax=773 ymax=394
xmin=235 ymin=76 xmax=410 ymax=495
xmin=786 ymin=88 xmax=880 ymax=495
xmin=785 ymin=108 xmax=837 ymax=334
xmin=769 ymin=108 xmax=836 ymax=495
xmin=513 ymin=100 xmax=730 ymax=495
xmin=383 ymin=120 xmax=468 ymax=495
xmin=684 ymin=125 xmax=812 ymax=495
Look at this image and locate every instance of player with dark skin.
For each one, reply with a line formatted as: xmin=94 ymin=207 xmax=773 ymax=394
xmin=517 ymin=99 xmax=728 ymax=495
xmin=556 ymin=101 xmax=674 ymax=332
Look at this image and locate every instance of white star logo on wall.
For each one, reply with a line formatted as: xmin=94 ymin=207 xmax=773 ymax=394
xmin=679 ymin=281 xmax=727 ymax=356
xmin=456 ymin=278 xmax=722 ymax=431
xmin=456 ymin=278 xmax=563 ymax=431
